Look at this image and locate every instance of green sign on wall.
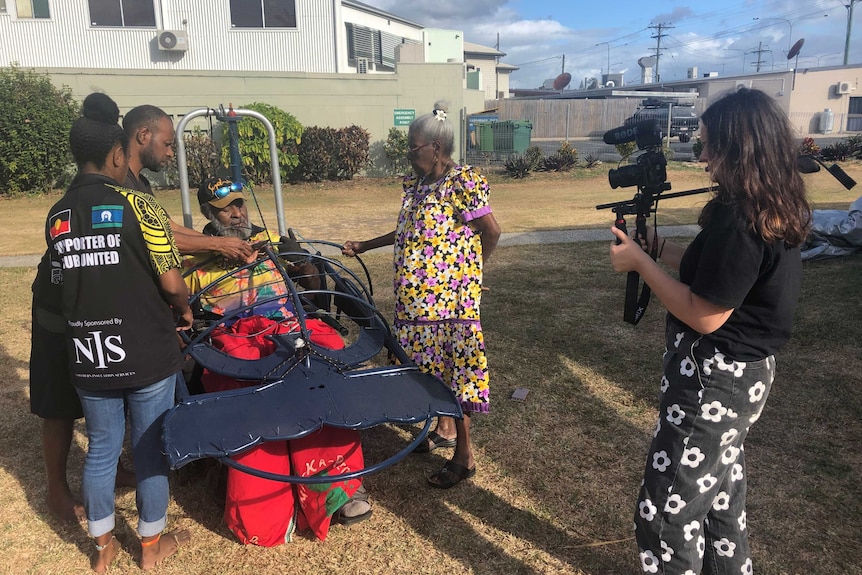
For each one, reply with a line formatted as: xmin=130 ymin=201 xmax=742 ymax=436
xmin=393 ymin=108 xmax=415 ymax=126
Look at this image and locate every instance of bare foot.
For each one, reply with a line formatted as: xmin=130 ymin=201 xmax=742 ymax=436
xmin=46 ymin=491 xmax=85 ymax=523
xmin=115 ymin=463 xmax=137 ymax=490
xmin=141 ymin=529 xmax=190 ymax=571
xmin=92 ymin=535 xmax=120 ymax=574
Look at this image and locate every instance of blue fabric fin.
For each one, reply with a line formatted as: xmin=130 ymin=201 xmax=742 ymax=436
xmin=162 ymin=361 xmax=462 ymax=470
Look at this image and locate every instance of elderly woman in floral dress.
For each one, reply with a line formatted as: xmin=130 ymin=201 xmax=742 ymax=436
xmin=342 ymin=101 xmax=500 ymax=488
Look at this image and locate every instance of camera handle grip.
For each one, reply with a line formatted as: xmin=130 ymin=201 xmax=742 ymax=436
xmin=614 ymin=216 xmax=627 ymax=245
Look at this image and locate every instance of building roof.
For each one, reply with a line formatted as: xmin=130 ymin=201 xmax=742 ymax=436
xmin=464 ymin=41 xmax=505 ymax=57
xmin=341 ymin=0 xmax=423 ymax=28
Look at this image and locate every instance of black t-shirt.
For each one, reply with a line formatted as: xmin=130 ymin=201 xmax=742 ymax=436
xmin=674 ymin=202 xmax=802 ymax=361
xmin=45 ymin=173 xmax=183 ymax=391
xmin=124 ymin=169 xmax=153 ymax=195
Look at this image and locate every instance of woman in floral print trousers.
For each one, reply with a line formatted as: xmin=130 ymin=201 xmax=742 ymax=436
xmin=609 ymin=88 xmax=811 ymax=574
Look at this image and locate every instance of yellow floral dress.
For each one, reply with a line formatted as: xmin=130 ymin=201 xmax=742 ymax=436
xmin=393 ymin=165 xmax=491 ymax=413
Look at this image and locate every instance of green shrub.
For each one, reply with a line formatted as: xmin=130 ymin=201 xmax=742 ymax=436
xmin=333 ymin=125 xmax=371 ymax=180
xmin=615 ymin=142 xmax=636 ymax=162
xmin=541 ymin=141 xmax=578 ymax=172
xmin=383 ymin=127 xmax=410 ymax=175
xmin=524 ymin=145 xmax=544 ymax=169
xmin=504 ymin=153 xmax=536 ymax=179
xmin=0 ymin=67 xmax=79 ymax=194
xmin=220 ymin=102 xmax=303 ymax=185
xmin=662 ymin=144 xmax=675 ymax=161
xmin=691 ymin=137 xmax=704 ymax=161
xmin=582 ymin=153 xmax=601 ymax=169
xmin=290 ymin=125 xmax=371 ymax=182
xmin=165 ymin=127 xmax=221 ymax=189
xmin=819 ymin=134 xmax=862 ymax=161
xmin=800 ymin=136 xmax=820 ymax=156
xmin=844 ymin=134 xmax=862 ymax=159
xmin=292 ymin=126 xmax=338 ymax=182
xmin=820 ymin=140 xmax=854 ymax=162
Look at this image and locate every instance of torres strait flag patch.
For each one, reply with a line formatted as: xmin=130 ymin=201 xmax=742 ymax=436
xmin=92 ymin=205 xmax=124 ymax=229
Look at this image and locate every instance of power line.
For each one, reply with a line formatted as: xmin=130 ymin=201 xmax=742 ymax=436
xmin=513 ymin=55 xmax=563 ymax=67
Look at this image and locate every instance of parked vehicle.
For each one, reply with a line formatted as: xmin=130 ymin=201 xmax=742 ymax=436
xmin=624 ymin=98 xmax=699 ymax=143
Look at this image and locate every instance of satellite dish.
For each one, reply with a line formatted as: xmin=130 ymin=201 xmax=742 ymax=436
xmin=553 ymin=72 xmax=572 ymax=90
xmin=787 ymin=38 xmax=805 ymax=60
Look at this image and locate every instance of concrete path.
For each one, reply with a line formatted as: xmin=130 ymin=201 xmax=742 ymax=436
xmin=0 ymin=225 xmax=701 ymax=268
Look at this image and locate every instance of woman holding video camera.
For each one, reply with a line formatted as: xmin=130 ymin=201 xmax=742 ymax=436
xmin=609 ymin=87 xmax=810 ymax=574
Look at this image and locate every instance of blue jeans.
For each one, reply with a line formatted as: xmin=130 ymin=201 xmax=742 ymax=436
xmin=77 ymin=373 xmax=179 ymax=538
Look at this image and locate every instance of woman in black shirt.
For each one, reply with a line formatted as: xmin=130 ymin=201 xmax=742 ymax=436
xmin=610 ymin=88 xmax=810 ymax=574
xmin=43 ymin=93 xmax=193 ymax=572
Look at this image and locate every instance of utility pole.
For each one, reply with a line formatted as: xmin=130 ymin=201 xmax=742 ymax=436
xmin=649 ymin=22 xmax=673 ymax=82
xmin=562 ymin=53 xmax=566 ymax=74
xmin=845 ymin=0 xmax=859 ymax=65
xmin=749 ymin=42 xmax=771 ymax=72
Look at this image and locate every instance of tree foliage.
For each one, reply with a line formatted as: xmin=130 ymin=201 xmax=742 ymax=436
xmin=383 ymin=127 xmax=410 ymax=175
xmin=0 ymin=67 xmax=79 ymax=194
xmin=291 ymin=125 xmax=372 ymax=182
xmin=164 ymin=127 xmax=221 ymax=189
xmin=219 ymin=102 xmax=303 ymax=185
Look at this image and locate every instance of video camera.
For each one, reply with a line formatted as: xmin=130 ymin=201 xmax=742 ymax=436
xmin=604 ymin=119 xmax=670 ymax=193
xmin=595 ymin=119 xmax=670 ymax=325
xmin=596 ymin=119 xmax=857 ymax=326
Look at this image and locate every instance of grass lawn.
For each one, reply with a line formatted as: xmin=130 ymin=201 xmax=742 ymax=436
xmin=0 ymin=163 xmax=860 ymax=574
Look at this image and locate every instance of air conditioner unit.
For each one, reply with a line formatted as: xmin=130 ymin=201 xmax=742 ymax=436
xmin=356 ymin=57 xmax=369 ymax=74
xmin=157 ymin=30 xmax=188 ymax=52
xmin=836 ymin=81 xmax=852 ymax=95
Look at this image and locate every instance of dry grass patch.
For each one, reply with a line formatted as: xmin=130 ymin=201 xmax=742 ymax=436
xmin=4 ymin=162 xmax=861 ymax=255
xmin=1 ymin=242 xmax=860 ymax=574
xmin=0 ymin=164 xmax=861 ymax=574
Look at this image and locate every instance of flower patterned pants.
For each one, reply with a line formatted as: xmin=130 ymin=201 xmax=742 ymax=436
xmin=635 ymin=320 xmax=774 ymax=575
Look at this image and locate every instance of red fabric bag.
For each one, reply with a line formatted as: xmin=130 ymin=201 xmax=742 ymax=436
xmin=290 ymin=426 xmax=365 ymax=540
xmin=201 ymin=315 xmax=365 ymax=545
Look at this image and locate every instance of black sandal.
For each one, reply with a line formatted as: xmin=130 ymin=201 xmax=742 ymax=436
xmin=427 ymin=460 xmax=476 ymax=489
xmin=413 ymin=430 xmax=457 ymax=454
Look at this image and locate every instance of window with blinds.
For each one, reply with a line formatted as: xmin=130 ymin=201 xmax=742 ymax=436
xmin=848 ymin=96 xmax=862 ymax=132
xmin=346 ymin=23 xmax=418 ymax=71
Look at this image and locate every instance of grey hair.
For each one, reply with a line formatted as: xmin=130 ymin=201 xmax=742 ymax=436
xmin=199 ymin=202 xmax=217 ymax=221
xmin=408 ymin=99 xmax=454 ymax=156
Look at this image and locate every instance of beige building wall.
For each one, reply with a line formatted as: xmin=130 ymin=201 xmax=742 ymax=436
xmin=37 ymin=62 xmax=485 ymax=170
xmin=789 ymin=68 xmax=860 ymax=133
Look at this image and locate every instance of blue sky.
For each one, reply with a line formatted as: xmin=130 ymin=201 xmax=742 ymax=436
xmin=361 ymin=0 xmax=860 ymax=89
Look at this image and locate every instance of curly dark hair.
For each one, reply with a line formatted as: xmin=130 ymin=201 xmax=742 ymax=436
xmin=68 ymin=92 xmax=128 ymax=169
xmin=698 ymin=88 xmax=811 ymax=247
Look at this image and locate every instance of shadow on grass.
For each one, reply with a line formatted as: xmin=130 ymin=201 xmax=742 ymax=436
xmin=478 ymin=243 xmax=862 ymax=574
xmin=0 ymin=341 xmax=101 ymax=551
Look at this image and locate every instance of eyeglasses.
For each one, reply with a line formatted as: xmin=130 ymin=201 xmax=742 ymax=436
xmin=210 ymin=181 xmax=242 ymax=199
xmin=407 ymin=142 xmax=432 ymax=156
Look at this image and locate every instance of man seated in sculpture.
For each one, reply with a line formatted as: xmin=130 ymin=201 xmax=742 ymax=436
xmin=182 ymin=178 xmax=372 ymax=545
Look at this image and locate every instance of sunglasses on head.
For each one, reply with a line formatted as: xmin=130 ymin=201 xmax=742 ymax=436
xmin=210 ymin=181 xmax=242 ymax=199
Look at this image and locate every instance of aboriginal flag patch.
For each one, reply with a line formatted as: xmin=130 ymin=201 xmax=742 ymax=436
xmin=92 ymin=205 xmax=124 ymax=229
xmin=48 ymin=210 xmax=71 ymax=240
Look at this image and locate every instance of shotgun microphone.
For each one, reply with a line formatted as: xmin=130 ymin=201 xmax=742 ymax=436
xmin=603 ymin=119 xmax=663 ymax=148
